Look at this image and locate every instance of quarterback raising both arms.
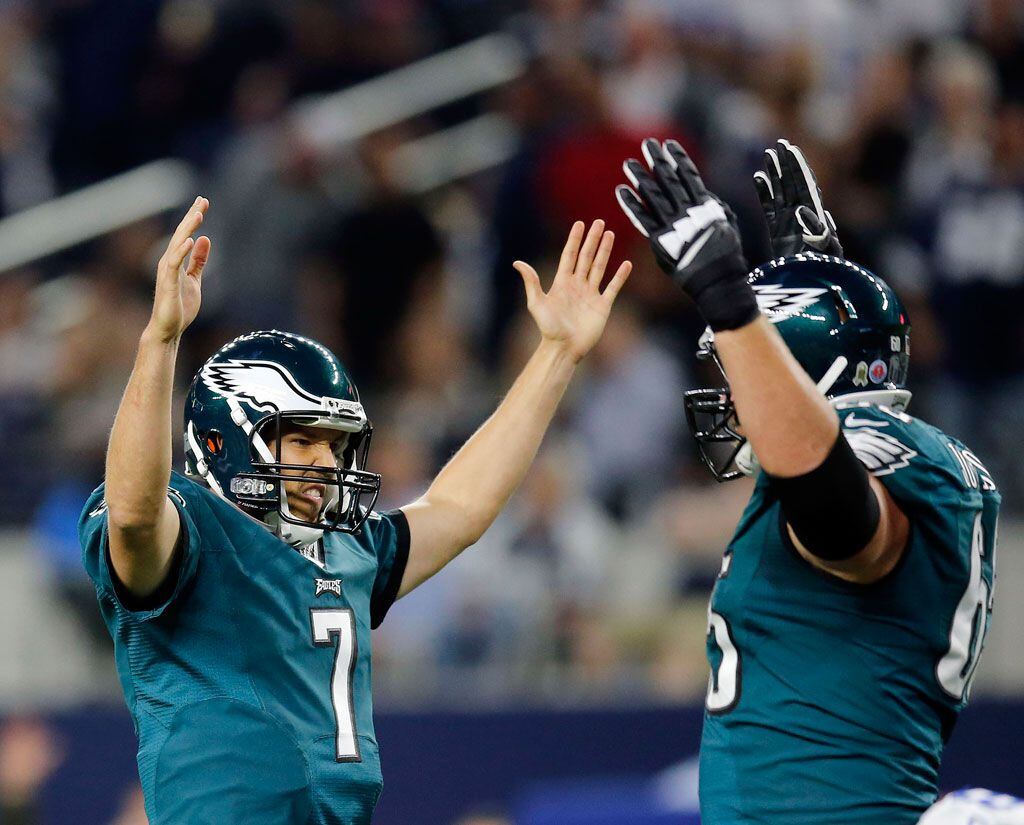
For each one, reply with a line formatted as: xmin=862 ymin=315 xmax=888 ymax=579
xmin=617 ymin=138 xmax=999 ymax=824
xmin=79 ymin=198 xmax=630 ymax=824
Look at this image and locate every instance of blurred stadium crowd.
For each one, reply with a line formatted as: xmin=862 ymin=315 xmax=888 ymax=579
xmin=1 ymin=0 xmax=1023 ymax=721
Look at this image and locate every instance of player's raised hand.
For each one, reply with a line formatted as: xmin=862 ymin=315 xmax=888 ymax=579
xmin=616 ymin=138 xmax=757 ymax=332
xmin=148 ymin=197 xmax=212 ymax=343
xmin=513 ymin=219 xmax=632 ymax=363
xmin=753 ymin=139 xmax=842 ymax=258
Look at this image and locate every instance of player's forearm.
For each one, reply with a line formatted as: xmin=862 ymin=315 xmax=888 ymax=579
xmin=714 ymin=316 xmax=838 ymax=476
xmin=104 ymin=327 xmax=180 ymax=531
xmin=418 ymin=338 xmax=575 ymax=548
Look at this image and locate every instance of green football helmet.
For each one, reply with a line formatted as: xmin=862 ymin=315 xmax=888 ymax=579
xmin=184 ymin=330 xmax=380 ymax=545
xmin=686 ymin=253 xmax=911 ymax=481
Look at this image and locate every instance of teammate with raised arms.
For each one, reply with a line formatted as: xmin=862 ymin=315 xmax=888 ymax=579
xmin=617 ymin=138 xmax=999 ymax=824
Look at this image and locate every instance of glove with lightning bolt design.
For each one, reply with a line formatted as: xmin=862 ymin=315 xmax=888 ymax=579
xmin=616 ymin=138 xmax=759 ymax=332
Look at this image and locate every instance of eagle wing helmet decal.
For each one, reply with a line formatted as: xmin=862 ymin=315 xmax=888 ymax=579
xmin=201 ymin=360 xmax=323 ymax=413
xmin=753 ymin=284 xmax=829 ymax=322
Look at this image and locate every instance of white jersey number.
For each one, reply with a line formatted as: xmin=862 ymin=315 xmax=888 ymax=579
xmin=706 ymin=609 xmax=741 ymax=713
xmin=310 ymin=608 xmax=360 ymax=761
xmin=936 ymin=513 xmax=994 ymax=701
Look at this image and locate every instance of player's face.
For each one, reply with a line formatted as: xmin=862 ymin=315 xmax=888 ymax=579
xmin=264 ymin=424 xmax=346 ymax=522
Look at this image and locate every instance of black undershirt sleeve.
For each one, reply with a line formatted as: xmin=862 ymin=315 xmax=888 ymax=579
xmin=767 ymin=430 xmax=880 ymax=561
xmin=370 ymin=509 xmax=410 ymax=629
xmin=109 ymin=506 xmax=188 ymax=613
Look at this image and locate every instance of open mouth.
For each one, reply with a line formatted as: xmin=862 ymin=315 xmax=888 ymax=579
xmin=293 ymin=483 xmax=326 ymax=511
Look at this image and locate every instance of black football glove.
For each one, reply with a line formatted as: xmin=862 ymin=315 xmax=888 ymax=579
xmin=616 ymin=138 xmax=759 ymax=332
xmin=753 ymin=138 xmax=842 ymax=258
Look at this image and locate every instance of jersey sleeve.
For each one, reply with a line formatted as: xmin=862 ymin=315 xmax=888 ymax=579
xmin=78 ymin=480 xmax=203 ymax=621
xmin=363 ymin=509 xmax=410 ymax=629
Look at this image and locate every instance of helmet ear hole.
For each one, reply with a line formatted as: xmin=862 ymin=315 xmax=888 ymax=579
xmin=830 ymin=286 xmax=851 ymax=324
xmin=205 ymin=430 xmax=224 ymax=456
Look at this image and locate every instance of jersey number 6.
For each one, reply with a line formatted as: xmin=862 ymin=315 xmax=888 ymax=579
xmin=936 ymin=512 xmax=993 ymax=701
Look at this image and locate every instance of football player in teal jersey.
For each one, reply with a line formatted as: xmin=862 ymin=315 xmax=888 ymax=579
xmin=616 ymin=139 xmax=1000 ymax=824
xmin=79 ymin=198 xmax=631 ymax=824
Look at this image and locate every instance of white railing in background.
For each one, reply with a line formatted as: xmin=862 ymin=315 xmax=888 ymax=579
xmin=294 ymin=33 xmax=525 ymax=151
xmin=0 ymin=160 xmax=196 ymax=274
xmin=387 ymin=113 xmax=519 ymax=195
xmin=0 ymin=33 xmax=526 ymax=274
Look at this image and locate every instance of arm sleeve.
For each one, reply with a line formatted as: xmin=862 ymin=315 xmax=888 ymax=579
xmin=367 ymin=509 xmax=410 ymax=629
xmin=768 ymin=430 xmax=881 ymax=561
xmin=78 ymin=485 xmax=202 ymax=621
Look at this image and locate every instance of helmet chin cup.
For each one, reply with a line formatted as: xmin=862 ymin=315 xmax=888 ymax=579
xmin=266 ymin=509 xmax=324 ymax=549
xmin=734 ymin=442 xmax=760 ymax=477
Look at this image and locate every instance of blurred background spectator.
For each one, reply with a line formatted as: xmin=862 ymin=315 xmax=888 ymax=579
xmin=1 ymin=0 xmax=1023 ymax=822
xmin=0 ymin=717 xmax=64 ymax=825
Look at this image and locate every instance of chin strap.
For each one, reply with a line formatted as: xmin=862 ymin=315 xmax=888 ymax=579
xmin=186 ymin=421 xmax=224 ymax=496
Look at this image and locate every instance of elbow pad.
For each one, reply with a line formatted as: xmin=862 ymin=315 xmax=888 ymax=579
xmin=768 ymin=431 xmax=880 ymax=561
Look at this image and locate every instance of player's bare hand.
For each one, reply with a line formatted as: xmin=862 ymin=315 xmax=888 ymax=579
xmin=514 ymin=220 xmax=632 ymax=363
xmin=147 ymin=196 xmax=212 ymax=343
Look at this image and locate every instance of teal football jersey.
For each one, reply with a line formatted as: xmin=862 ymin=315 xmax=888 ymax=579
xmin=79 ymin=472 xmax=409 ymax=825
xmin=699 ymin=404 xmax=1000 ymax=825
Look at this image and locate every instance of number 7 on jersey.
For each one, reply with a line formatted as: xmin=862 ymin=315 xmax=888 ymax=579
xmin=310 ymin=608 xmax=361 ymax=761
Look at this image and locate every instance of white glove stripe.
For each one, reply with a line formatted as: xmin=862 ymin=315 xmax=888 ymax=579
xmin=622 ymin=160 xmax=641 ymax=189
xmin=753 ymin=170 xmax=774 ymax=198
xmin=765 ymin=148 xmax=782 ymax=178
xmin=615 ymin=185 xmax=650 ymax=238
xmin=796 ymin=208 xmax=829 ymax=247
xmin=661 ymin=141 xmax=678 ymax=170
xmin=641 ymin=140 xmax=660 ymax=170
xmin=779 ymin=139 xmax=827 ymax=222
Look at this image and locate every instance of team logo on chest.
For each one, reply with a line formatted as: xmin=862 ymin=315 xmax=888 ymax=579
xmin=315 ymin=578 xmax=343 ymax=598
